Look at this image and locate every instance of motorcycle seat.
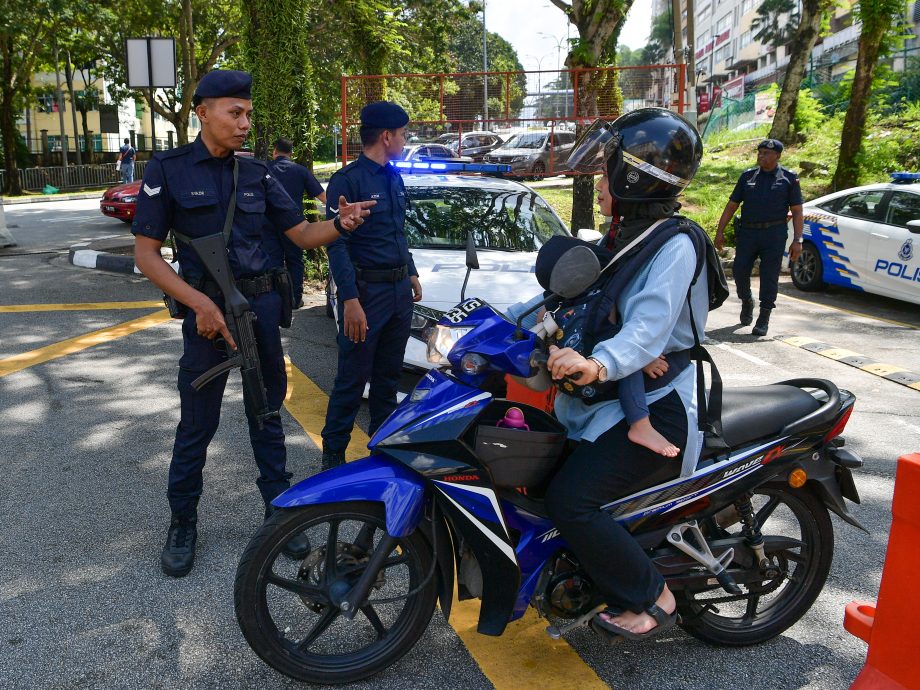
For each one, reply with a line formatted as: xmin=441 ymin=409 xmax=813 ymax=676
xmin=717 ymin=385 xmax=821 ymax=448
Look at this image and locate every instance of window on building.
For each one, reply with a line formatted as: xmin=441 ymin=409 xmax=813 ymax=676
xmin=75 ymin=90 xmax=99 ymax=112
xmin=715 ymin=45 xmax=731 ymax=63
xmin=741 ymin=0 xmax=755 ymax=14
xmin=36 ymin=93 xmax=60 ymax=113
xmin=699 ymin=4 xmax=711 ymax=20
xmin=740 ymin=30 xmax=753 ymax=48
xmin=135 ymin=101 xmax=145 ymax=120
xmin=696 ymin=30 xmax=711 ymax=51
xmin=716 ymin=12 xmax=732 ymax=34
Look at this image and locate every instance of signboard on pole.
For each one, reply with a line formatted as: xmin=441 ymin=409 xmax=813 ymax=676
xmin=125 ymin=38 xmax=176 ymax=88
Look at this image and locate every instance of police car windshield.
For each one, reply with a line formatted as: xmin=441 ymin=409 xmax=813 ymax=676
xmin=404 ymin=186 xmax=567 ymax=251
xmin=503 ymin=133 xmax=547 ymax=149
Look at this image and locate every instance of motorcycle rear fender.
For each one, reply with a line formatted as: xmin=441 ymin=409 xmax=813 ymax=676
xmin=797 ymin=453 xmax=868 ymax=533
xmin=271 ymin=455 xmax=456 ymax=619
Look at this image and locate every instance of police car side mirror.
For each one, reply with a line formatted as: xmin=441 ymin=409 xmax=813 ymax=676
xmin=550 ymin=246 xmax=601 ymax=299
xmin=577 ymin=228 xmax=603 ymax=243
xmin=906 ymin=220 xmax=920 ymax=234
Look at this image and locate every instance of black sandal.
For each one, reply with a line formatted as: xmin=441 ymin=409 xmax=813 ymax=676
xmin=593 ymin=603 xmax=678 ymax=641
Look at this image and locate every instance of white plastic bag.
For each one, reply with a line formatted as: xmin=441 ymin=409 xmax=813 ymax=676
xmin=115 ymin=159 xmax=121 ymax=172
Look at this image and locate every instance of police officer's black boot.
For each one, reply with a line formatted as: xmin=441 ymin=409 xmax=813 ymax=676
xmin=265 ymin=505 xmax=311 ymax=560
xmin=321 ymin=446 xmax=346 ymax=472
xmin=739 ymin=299 xmax=755 ymax=326
xmin=752 ymin=308 xmax=772 ymax=336
xmin=161 ymin=513 xmax=197 ymax=577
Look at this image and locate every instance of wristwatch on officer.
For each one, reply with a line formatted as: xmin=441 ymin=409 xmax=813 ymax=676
xmin=332 ymin=215 xmax=349 ymax=237
xmin=792 ymin=237 xmax=803 ymax=244
xmin=588 ymin=356 xmax=608 ymax=382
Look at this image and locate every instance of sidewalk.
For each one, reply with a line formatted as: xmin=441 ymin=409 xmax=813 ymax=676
xmin=2 ymin=191 xmax=105 ymax=205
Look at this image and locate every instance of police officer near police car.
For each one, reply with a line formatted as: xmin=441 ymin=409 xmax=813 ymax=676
xmin=321 ymin=102 xmax=423 ymax=470
xmin=715 ymin=139 xmax=804 ymax=336
xmin=132 ymin=70 xmax=374 ymax=578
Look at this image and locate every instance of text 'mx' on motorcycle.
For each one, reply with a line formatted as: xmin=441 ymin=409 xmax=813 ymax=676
xmin=234 ymin=241 xmax=865 ymax=685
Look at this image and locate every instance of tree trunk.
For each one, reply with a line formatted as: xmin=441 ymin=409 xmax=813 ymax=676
xmin=80 ymin=107 xmax=93 ymax=164
xmin=63 ymin=60 xmax=83 ymax=165
xmin=0 ymin=90 xmax=23 ymax=195
xmin=769 ymin=0 xmax=827 ymax=143
xmin=832 ymin=20 xmax=888 ymax=190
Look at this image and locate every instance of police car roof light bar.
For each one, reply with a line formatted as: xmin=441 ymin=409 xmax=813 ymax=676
xmin=390 ymin=160 xmax=513 ymax=174
xmin=890 ymin=172 xmax=920 ymax=184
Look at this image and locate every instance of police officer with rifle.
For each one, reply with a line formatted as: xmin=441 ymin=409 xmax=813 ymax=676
xmin=133 ymin=70 xmax=374 ymax=578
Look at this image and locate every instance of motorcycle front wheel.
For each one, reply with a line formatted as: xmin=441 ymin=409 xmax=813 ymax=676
xmin=677 ymin=483 xmax=834 ymax=646
xmin=234 ymin=501 xmax=438 ymax=685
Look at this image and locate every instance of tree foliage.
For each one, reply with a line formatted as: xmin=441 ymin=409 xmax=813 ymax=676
xmin=750 ymin=0 xmax=800 ymax=49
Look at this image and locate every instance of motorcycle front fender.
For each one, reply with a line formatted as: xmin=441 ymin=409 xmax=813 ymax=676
xmin=271 ymin=456 xmax=426 ymax=537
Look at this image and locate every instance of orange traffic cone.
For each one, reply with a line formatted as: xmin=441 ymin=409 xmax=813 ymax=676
xmin=845 ymin=453 xmax=920 ymax=690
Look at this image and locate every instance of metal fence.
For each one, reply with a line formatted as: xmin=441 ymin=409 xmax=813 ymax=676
xmin=340 ymin=64 xmax=686 ymax=174
xmin=0 ymin=161 xmax=148 ymax=193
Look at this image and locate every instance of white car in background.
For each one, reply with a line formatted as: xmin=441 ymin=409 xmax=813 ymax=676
xmin=791 ymin=172 xmax=920 ymax=305
xmin=326 ymin=170 xmax=573 ymax=376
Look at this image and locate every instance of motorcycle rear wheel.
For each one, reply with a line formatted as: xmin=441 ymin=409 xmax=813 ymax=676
xmin=234 ymin=501 xmax=437 ymax=684
xmin=677 ymin=483 xmax=834 ymax=646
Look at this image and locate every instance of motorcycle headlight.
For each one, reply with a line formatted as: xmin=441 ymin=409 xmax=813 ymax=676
xmin=426 ymin=325 xmax=472 ymax=365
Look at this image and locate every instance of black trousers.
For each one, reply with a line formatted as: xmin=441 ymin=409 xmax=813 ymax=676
xmin=732 ymin=224 xmax=787 ymax=310
xmin=544 ymin=390 xmax=688 ymax=613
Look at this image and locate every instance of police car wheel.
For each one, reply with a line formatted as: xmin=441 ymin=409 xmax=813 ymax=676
xmin=791 ymin=242 xmax=826 ymax=292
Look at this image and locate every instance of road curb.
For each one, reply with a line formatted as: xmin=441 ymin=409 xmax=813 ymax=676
xmin=2 ymin=192 xmax=104 ymax=205
xmin=774 ymin=334 xmax=920 ymax=391
xmin=68 ymin=234 xmax=179 ymax=276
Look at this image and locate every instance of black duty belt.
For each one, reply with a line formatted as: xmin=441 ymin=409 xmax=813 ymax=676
xmin=355 ymin=265 xmax=408 ymax=283
xmin=742 ymin=219 xmax=788 ymax=229
xmin=203 ymin=272 xmax=275 ymax=299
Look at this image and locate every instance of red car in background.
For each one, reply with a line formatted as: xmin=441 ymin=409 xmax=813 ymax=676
xmin=100 ymin=181 xmax=141 ymax=223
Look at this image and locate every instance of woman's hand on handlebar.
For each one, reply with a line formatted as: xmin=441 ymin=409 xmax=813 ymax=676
xmin=547 ymin=345 xmax=599 ymax=384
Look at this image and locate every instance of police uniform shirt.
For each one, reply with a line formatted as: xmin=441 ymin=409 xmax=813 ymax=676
xmin=267 ymin=156 xmax=324 ymax=215
xmin=325 ymin=153 xmax=417 ymax=302
xmin=132 ymin=135 xmax=303 ymax=282
xmin=730 ymin=165 xmax=803 ymax=226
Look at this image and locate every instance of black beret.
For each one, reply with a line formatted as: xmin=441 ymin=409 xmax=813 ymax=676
xmin=535 ymin=236 xmax=612 ymax=291
xmin=194 ymin=70 xmax=252 ymax=102
xmin=757 ymin=138 xmax=784 ymax=153
xmin=360 ymin=101 xmax=409 ymax=129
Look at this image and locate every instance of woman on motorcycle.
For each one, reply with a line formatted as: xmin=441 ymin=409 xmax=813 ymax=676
xmin=542 ymin=108 xmax=706 ymax=640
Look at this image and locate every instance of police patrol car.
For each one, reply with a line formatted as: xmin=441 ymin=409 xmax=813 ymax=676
xmin=790 ymin=172 xmax=920 ymax=306
xmin=326 ymin=160 xmax=573 ymax=375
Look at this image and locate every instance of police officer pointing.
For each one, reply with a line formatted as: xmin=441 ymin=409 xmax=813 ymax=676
xmin=321 ymin=102 xmax=422 ymax=469
xmin=132 ymin=70 xmax=374 ymax=578
xmin=715 ymin=139 xmax=804 ymax=336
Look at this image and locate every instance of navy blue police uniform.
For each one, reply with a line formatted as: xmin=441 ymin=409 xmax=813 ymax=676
xmin=321 ymin=102 xmax=416 ymax=463
xmin=132 ymin=71 xmax=304 ymax=521
xmin=730 ymin=139 xmax=803 ymax=311
xmin=262 ymin=155 xmax=325 ymax=306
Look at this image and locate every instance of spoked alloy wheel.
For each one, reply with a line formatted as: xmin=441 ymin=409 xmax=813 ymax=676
xmin=234 ymin=502 xmax=437 ymax=684
xmin=677 ymin=484 xmax=834 ymax=646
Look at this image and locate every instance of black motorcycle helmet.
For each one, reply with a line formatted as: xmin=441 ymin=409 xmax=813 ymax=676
xmin=566 ymin=107 xmax=703 ymax=203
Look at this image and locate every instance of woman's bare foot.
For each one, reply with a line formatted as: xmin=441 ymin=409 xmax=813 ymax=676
xmin=598 ymin=586 xmax=677 ymax=635
xmin=628 ymin=418 xmax=680 ymax=457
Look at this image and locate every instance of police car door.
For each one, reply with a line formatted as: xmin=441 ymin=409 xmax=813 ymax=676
xmin=829 ymin=190 xmax=886 ymax=289
xmin=866 ymin=189 xmax=920 ymax=303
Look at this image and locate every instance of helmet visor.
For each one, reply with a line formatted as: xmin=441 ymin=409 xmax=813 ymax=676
xmin=565 ymin=119 xmax=620 ymax=174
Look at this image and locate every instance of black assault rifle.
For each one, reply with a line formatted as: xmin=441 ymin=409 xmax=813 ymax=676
xmin=187 ymin=232 xmax=278 ymax=429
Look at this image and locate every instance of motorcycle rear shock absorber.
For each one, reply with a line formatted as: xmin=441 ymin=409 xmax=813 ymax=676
xmin=735 ymin=493 xmax=769 ymax=571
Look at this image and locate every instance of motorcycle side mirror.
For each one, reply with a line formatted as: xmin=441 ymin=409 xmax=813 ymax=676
xmin=549 ymin=246 xmax=601 ymax=299
xmin=460 ymin=231 xmax=479 ymax=302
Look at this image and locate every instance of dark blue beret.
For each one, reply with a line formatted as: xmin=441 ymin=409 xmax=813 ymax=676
xmin=360 ymin=101 xmax=409 ymax=129
xmin=758 ymin=138 xmax=784 ymax=153
xmin=194 ymin=70 xmax=252 ymax=102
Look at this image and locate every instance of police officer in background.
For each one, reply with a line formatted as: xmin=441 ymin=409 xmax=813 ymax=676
xmin=132 ymin=70 xmax=374 ymax=578
xmin=321 ymin=102 xmax=422 ymax=469
xmin=715 ymin=139 xmax=804 ymax=336
xmin=263 ymin=138 xmax=327 ymax=308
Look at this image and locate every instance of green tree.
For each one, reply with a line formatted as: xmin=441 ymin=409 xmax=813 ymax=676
xmin=833 ymin=1 xmax=903 ymax=189
xmin=0 ymin=0 xmax=61 ymax=194
xmin=750 ymin=0 xmax=800 ymax=48
xmin=641 ymin=10 xmax=673 ymax=64
xmin=551 ymin=0 xmax=633 ymax=232
xmin=768 ymin=0 xmax=835 ymax=143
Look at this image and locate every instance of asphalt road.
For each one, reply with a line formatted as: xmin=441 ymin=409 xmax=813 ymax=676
xmin=1 ymin=199 xmax=917 ymax=689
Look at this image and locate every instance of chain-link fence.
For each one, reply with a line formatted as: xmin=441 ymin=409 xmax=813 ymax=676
xmin=340 ymin=65 xmax=685 ymax=175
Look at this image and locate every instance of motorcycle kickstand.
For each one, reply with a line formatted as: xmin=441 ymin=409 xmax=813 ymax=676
xmin=546 ymin=604 xmax=607 ymax=640
xmin=667 ymin=520 xmax=743 ymax=595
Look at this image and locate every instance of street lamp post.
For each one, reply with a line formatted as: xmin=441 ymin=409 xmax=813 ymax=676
xmin=526 ymin=53 xmax=553 ymax=121
xmin=539 ymin=30 xmax=571 ymax=119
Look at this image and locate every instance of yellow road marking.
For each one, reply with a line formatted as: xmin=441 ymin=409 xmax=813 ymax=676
xmin=0 ymin=309 xmax=172 ymax=378
xmin=780 ymin=335 xmax=819 ymax=348
xmin=817 ymin=348 xmax=861 ymax=360
xmin=860 ymin=362 xmax=907 ymax=377
xmin=911 ymin=380 xmax=920 ymax=391
xmin=779 ymin=292 xmax=920 ymax=331
xmin=0 ymin=301 xmax=164 ymax=313
xmin=282 ymin=357 xmax=609 ymax=689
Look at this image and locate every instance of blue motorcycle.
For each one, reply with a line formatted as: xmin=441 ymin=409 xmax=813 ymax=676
xmin=235 ymin=245 xmax=864 ymax=685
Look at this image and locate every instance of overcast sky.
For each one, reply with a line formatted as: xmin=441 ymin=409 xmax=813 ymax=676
xmin=484 ymin=1 xmax=653 ymax=72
